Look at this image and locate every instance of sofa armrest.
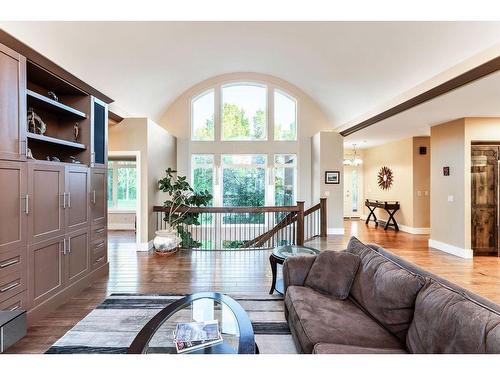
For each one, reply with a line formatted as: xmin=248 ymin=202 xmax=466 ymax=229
xmin=283 ymin=255 xmax=316 ymax=293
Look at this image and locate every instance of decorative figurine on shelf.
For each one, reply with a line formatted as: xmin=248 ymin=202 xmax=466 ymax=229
xmin=26 ymin=148 xmax=35 ymax=160
xmin=69 ymin=156 xmax=81 ymax=164
xmin=47 ymin=91 xmax=59 ymax=102
xmin=46 ymin=156 xmax=61 ymax=162
xmin=27 ymin=107 xmax=47 ymax=135
xmin=73 ymin=122 xmax=80 ymax=142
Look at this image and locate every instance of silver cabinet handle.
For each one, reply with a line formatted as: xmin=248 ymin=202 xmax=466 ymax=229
xmin=9 ymin=303 xmax=21 ymax=311
xmin=0 ymin=258 xmax=20 ymax=269
xmin=68 ymin=238 xmax=71 ymax=254
xmin=95 ymin=256 xmax=104 ymax=264
xmin=24 ymin=194 xmax=29 ymax=215
xmin=95 ymin=241 xmax=105 ymax=249
xmin=95 ymin=228 xmax=105 ymax=234
xmin=1 ymin=280 xmax=20 ymax=293
xmin=62 ymin=192 xmax=67 ymax=209
xmin=67 ymin=192 xmax=71 ymax=208
xmin=62 ymin=239 xmax=67 ymax=255
xmin=92 ymin=190 xmax=96 ymax=204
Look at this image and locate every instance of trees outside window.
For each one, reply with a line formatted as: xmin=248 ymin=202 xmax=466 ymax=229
xmin=108 ymin=160 xmax=137 ymax=210
xmin=191 ymin=89 xmax=215 ymax=141
xmin=274 ymin=90 xmax=297 ymax=141
xmin=274 ymin=154 xmax=297 ymax=206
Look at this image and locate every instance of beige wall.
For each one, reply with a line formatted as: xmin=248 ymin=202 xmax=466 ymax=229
xmin=160 ymin=72 xmax=332 ymax=207
xmin=108 ymin=118 xmax=177 ymax=247
xmin=312 ymin=131 xmax=344 ymax=232
xmin=361 ymin=136 xmax=430 ymax=232
xmin=363 ymin=138 xmax=414 ymax=227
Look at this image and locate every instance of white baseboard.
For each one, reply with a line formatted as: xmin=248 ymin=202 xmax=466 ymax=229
xmin=400 ymin=225 xmax=430 ymax=235
xmin=108 ymin=223 xmax=136 ymax=230
xmin=428 ymin=239 xmax=473 ymax=259
xmin=137 ymin=240 xmax=153 ymax=252
xmin=327 ymin=227 xmax=345 ymax=235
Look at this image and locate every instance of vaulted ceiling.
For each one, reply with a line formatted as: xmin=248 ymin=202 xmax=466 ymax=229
xmin=2 ymin=21 xmax=500 ymax=132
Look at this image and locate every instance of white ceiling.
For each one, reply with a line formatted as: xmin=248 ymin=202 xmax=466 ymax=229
xmin=2 ymin=21 xmax=500 ymax=136
xmin=344 ymin=69 xmax=500 ymax=149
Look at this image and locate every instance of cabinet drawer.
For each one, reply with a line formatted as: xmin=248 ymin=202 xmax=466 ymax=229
xmin=0 ymin=291 xmax=27 ymax=311
xmin=90 ymin=224 xmax=107 ymax=240
xmin=0 ymin=268 xmax=26 ymax=303
xmin=91 ymin=238 xmax=107 ymax=270
xmin=0 ymin=248 xmax=25 ymax=278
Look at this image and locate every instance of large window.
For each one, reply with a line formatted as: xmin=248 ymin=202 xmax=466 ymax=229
xmin=191 ymin=154 xmax=214 ymax=206
xmin=191 ymin=83 xmax=297 ymax=141
xmin=222 ymin=84 xmax=267 ymax=141
xmin=191 ymin=90 xmax=215 ymax=141
xmin=108 ymin=160 xmax=137 ymax=210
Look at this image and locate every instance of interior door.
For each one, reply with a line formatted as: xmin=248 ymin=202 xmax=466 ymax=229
xmin=28 ymin=162 xmax=65 ymax=245
xmin=0 ymin=161 xmax=27 ymax=253
xmin=343 ymin=166 xmax=361 ymax=218
xmin=65 ymin=228 xmax=89 ymax=284
xmin=471 ymin=146 xmax=499 ymax=255
xmin=90 ymin=167 xmax=107 ymax=227
xmin=0 ymin=43 xmax=26 ymax=161
xmin=65 ymin=165 xmax=90 ymax=232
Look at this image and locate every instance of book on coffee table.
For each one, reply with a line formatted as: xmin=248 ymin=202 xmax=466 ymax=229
xmin=173 ymin=320 xmax=223 ymax=353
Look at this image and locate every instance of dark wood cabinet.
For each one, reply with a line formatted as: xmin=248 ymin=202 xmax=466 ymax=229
xmin=0 ymin=43 xmax=26 ymax=161
xmin=0 ymin=161 xmax=27 ymax=253
xmin=27 ymin=162 xmax=65 ymax=245
xmin=65 ymin=228 xmax=89 ymax=284
xmin=90 ymin=167 xmax=107 ymax=227
xmin=28 ymin=235 xmax=64 ymax=307
xmin=65 ymin=165 xmax=90 ymax=232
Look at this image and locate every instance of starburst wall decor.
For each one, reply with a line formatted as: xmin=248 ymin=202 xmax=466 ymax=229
xmin=377 ymin=166 xmax=393 ymax=190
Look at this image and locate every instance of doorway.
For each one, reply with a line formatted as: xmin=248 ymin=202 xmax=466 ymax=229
xmin=471 ymin=145 xmax=499 ymax=256
xmin=344 ymin=165 xmax=362 ymax=218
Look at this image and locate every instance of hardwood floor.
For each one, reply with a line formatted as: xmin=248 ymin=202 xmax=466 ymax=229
xmin=7 ymin=219 xmax=500 ymax=354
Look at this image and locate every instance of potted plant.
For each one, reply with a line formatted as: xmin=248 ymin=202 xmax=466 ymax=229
xmin=154 ymin=168 xmax=212 ymax=256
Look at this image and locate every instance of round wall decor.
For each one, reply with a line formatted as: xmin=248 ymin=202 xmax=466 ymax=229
xmin=377 ymin=166 xmax=393 ymax=190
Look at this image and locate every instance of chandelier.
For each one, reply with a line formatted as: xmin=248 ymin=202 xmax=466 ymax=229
xmin=344 ymin=144 xmax=363 ymax=166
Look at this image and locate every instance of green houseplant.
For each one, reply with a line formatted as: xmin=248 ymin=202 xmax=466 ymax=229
xmin=156 ymin=168 xmax=212 ymax=253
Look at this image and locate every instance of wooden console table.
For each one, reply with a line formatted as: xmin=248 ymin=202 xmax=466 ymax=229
xmin=365 ymin=199 xmax=400 ymax=231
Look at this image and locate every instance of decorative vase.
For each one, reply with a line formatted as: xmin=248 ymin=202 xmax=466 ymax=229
xmin=153 ymin=226 xmax=181 ymax=256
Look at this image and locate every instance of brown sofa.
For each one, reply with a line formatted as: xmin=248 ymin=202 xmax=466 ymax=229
xmin=283 ymin=237 xmax=500 ymax=354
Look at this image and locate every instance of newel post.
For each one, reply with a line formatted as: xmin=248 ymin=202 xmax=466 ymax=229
xmin=320 ymin=197 xmax=327 ymax=237
xmin=296 ymin=201 xmax=305 ymax=246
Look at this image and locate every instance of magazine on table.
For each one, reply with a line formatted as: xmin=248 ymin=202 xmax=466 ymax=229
xmin=173 ymin=320 xmax=223 ymax=353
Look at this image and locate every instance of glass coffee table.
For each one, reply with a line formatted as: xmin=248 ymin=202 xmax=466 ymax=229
xmin=269 ymin=245 xmax=320 ymax=295
xmin=128 ymin=292 xmax=256 ymax=354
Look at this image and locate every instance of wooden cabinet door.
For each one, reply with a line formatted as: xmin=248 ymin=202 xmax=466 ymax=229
xmin=28 ymin=235 xmax=64 ymax=306
xmin=90 ymin=167 xmax=107 ymax=227
xmin=0 ymin=43 xmax=26 ymax=161
xmin=28 ymin=162 xmax=65 ymax=245
xmin=65 ymin=228 xmax=89 ymax=284
xmin=65 ymin=165 xmax=90 ymax=232
xmin=0 ymin=161 xmax=27 ymax=253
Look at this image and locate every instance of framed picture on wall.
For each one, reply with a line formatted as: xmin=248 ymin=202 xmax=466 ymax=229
xmin=325 ymin=171 xmax=340 ymax=184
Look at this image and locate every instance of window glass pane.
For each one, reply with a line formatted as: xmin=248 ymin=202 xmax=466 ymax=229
xmin=192 ymin=154 xmax=214 ymax=206
xmin=274 ymin=90 xmax=297 ymax=141
xmin=116 ymin=162 xmax=137 ymax=209
xmin=192 ymin=90 xmax=215 ymax=141
xmin=222 ymin=84 xmax=267 ymax=141
xmin=222 ymin=154 xmax=266 ymax=165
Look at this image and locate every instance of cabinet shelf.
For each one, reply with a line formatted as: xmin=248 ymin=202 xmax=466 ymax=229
xmin=27 ymin=90 xmax=87 ymax=119
xmin=27 ymin=133 xmax=87 ymax=150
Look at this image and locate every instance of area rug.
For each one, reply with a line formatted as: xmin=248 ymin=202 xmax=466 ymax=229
xmin=45 ymin=293 xmax=297 ymax=354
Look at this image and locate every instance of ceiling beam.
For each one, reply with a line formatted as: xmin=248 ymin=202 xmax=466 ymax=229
xmin=340 ymin=55 xmax=500 ymax=137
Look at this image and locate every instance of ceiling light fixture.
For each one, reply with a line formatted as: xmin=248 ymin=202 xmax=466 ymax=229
xmin=344 ymin=144 xmax=363 ymax=166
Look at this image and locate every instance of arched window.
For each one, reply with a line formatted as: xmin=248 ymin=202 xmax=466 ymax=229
xmin=191 ymin=89 xmax=215 ymax=141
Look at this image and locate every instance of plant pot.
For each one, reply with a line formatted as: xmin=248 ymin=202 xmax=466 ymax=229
xmin=153 ymin=228 xmax=181 ymax=256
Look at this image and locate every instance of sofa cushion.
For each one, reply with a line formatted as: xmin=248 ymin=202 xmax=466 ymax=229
xmin=313 ymin=342 xmax=407 ymax=354
xmin=407 ymin=280 xmax=500 ymax=353
xmin=304 ymin=251 xmax=360 ymax=299
xmin=347 ymin=237 xmax=425 ymax=342
xmin=285 ymin=285 xmax=404 ymax=353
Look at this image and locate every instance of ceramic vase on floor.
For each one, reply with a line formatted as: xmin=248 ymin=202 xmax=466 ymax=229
xmin=153 ymin=225 xmax=181 ymax=256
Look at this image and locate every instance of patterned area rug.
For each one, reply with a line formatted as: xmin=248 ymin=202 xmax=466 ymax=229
xmin=46 ymin=294 xmax=297 ymax=354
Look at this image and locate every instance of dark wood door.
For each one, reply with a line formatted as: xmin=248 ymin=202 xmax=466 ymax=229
xmin=90 ymin=167 xmax=107 ymax=227
xmin=0 ymin=43 xmax=26 ymax=161
xmin=28 ymin=235 xmax=64 ymax=306
xmin=65 ymin=165 xmax=90 ymax=232
xmin=471 ymin=146 xmax=499 ymax=255
xmin=0 ymin=161 xmax=27 ymax=253
xmin=28 ymin=162 xmax=65 ymax=245
xmin=65 ymin=228 xmax=89 ymax=284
